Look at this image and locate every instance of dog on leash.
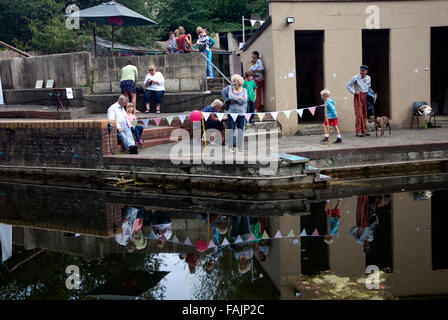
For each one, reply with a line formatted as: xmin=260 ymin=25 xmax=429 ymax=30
xmin=371 ymin=115 xmax=391 ymax=138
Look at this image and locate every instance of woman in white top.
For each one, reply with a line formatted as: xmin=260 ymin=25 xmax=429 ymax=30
xmin=144 ymin=64 xmax=166 ymax=114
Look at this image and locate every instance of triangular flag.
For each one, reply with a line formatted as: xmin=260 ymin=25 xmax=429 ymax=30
xmin=274 ymin=230 xmax=282 ymax=238
xmin=154 ymin=118 xmax=161 ymax=126
xmin=216 ymin=113 xmax=225 ymax=121
xmin=297 ymin=109 xmax=304 ymax=118
xmin=244 ymin=113 xmax=252 ymax=122
xmin=309 ymin=107 xmax=316 ymax=116
xmin=184 ymin=237 xmax=192 ymax=245
xmin=283 ymin=110 xmax=291 ymax=119
xmin=250 ymin=19 xmax=256 ymax=26
xmin=257 ymin=113 xmax=265 ymax=121
xmin=259 ymin=273 xmax=264 ymax=278
xmin=270 ymin=112 xmax=278 ymax=120
xmin=202 ymin=112 xmax=211 ymax=121
xmin=142 ymin=119 xmax=149 ymax=128
xmin=260 ymin=20 xmax=265 ymax=25
xmin=235 ymin=235 xmax=244 ymax=243
xmin=312 ymin=228 xmax=319 ymax=236
xmin=287 ymin=230 xmax=295 ymax=237
xmin=166 ymin=116 xmax=174 ymax=126
xmin=262 ymin=231 xmax=269 ymax=240
xmin=221 ymin=238 xmax=230 ymax=246
xmin=300 ymin=228 xmax=307 ymax=237
xmin=208 ymin=240 xmax=216 ymax=249
xmin=132 ymin=120 xmax=137 ymax=127
xmin=230 ymin=113 xmax=239 ymax=121
xmin=178 ymin=114 xmax=186 ymax=124
xmin=172 ymin=235 xmax=179 ymax=243
xmin=249 ymin=233 xmax=256 ymax=241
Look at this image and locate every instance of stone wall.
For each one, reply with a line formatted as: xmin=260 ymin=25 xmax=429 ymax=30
xmin=0 ymin=51 xmax=209 ymax=94
xmin=0 ymin=119 xmax=114 ymax=168
xmin=0 ymin=52 xmax=91 ymax=90
xmin=91 ymin=53 xmax=206 ymax=93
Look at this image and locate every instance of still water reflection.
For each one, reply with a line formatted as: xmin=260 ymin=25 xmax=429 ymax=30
xmin=0 ymin=176 xmax=448 ymax=300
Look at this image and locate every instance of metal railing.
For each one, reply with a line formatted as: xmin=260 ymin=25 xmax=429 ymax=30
xmin=199 ymin=52 xmax=231 ymax=92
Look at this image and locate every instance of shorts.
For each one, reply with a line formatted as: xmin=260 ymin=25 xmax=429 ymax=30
xmin=323 ymin=118 xmax=338 ymax=127
xmin=120 ymin=80 xmax=136 ymax=93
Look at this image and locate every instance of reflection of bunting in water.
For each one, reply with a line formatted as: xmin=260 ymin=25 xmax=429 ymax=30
xmin=208 ymin=240 xmax=216 ymax=249
xmin=300 ymin=228 xmax=307 ymax=237
xmin=287 ymin=230 xmax=295 ymax=237
xmin=249 ymin=233 xmax=256 ymax=241
xmin=172 ymin=235 xmax=179 ymax=243
xmin=312 ymin=228 xmax=319 ymax=236
xmin=262 ymin=231 xmax=269 ymax=239
xmin=235 ymin=235 xmax=244 ymax=243
xmin=221 ymin=238 xmax=230 ymax=246
xmin=184 ymin=237 xmax=192 ymax=246
xmin=274 ymin=230 xmax=282 ymax=238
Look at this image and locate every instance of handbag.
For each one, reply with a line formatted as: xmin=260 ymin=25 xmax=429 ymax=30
xmin=136 ymin=83 xmax=145 ymax=95
xmin=182 ymin=34 xmax=193 ymax=53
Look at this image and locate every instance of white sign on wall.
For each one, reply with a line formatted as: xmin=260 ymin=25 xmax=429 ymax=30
xmin=0 ymin=75 xmax=4 ymax=105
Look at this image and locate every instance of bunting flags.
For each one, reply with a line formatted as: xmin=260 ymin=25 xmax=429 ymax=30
xmin=287 ymin=230 xmax=295 ymax=237
xmin=235 ymin=235 xmax=244 ymax=243
xmin=312 ymin=228 xmax=319 ymax=236
xmin=249 ymin=233 xmax=256 ymax=241
xmin=178 ymin=114 xmax=186 ymax=124
xmin=172 ymin=235 xmax=179 ymax=243
xmin=244 ymin=113 xmax=252 ymax=122
xmin=221 ymin=238 xmax=230 ymax=246
xmin=216 ymin=113 xmax=225 ymax=121
xmin=297 ymin=109 xmax=304 ymax=118
xmin=300 ymin=228 xmax=307 ymax=237
xmin=257 ymin=113 xmax=265 ymax=121
xmin=284 ymin=110 xmax=291 ymax=119
xmin=166 ymin=116 xmax=174 ymax=126
xmin=202 ymin=112 xmax=211 ymax=121
xmin=262 ymin=230 xmax=269 ymax=240
xmin=154 ymin=118 xmax=161 ymax=127
xmin=142 ymin=119 xmax=149 ymax=128
xmin=132 ymin=120 xmax=137 ymax=127
xmin=271 ymin=112 xmax=278 ymax=121
xmin=184 ymin=237 xmax=192 ymax=246
xmin=274 ymin=230 xmax=282 ymax=238
xmin=309 ymin=107 xmax=316 ymax=116
xmin=230 ymin=113 xmax=239 ymax=121
xmin=208 ymin=240 xmax=216 ymax=249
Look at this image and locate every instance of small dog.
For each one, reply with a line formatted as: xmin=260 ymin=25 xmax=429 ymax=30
xmin=373 ymin=116 xmax=391 ymax=138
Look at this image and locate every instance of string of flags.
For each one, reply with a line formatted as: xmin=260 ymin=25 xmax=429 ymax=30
xmin=135 ymin=105 xmax=325 ymax=128
xmin=150 ymin=227 xmax=325 ymax=251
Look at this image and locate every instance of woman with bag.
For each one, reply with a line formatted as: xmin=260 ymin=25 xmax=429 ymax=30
xmin=144 ymin=64 xmax=165 ymax=114
xmin=176 ymin=26 xmax=192 ymax=53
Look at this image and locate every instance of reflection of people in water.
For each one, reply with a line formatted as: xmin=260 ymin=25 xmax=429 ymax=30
xmin=114 ymin=206 xmax=147 ymax=252
xmin=349 ymin=196 xmax=379 ymax=253
xmin=229 ymin=216 xmax=253 ymax=274
xmin=186 ymin=252 xmax=202 ymax=274
xmin=0 ymin=223 xmax=12 ymax=263
xmin=148 ymin=211 xmax=172 ymax=248
xmin=324 ymin=199 xmax=342 ymax=245
xmin=249 ymin=217 xmax=269 ymax=261
xmin=199 ymin=213 xmax=229 ymax=241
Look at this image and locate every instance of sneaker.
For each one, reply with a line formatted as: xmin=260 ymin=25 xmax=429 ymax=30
xmin=320 ymin=137 xmax=329 ymax=142
xmin=334 ymin=138 xmax=342 ymax=143
xmin=356 ymin=133 xmax=364 ymax=137
xmin=138 ymin=139 xmax=143 ymax=144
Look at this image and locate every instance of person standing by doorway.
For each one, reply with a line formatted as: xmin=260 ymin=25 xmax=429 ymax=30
xmin=346 ymin=65 xmax=371 ymax=137
xmin=251 ymin=51 xmax=264 ymax=112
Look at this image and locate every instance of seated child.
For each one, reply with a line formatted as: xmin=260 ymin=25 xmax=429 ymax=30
xmin=126 ymin=103 xmax=144 ymax=145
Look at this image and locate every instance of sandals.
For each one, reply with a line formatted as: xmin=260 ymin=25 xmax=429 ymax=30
xmin=156 ymin=108 xmax=160 ymax=114
xmin=145 ymin=109 xmax=150 ymax=114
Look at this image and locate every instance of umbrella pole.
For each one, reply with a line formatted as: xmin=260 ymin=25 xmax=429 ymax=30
xmin=112 ymin=25 xmax=114 ymax=55
xmin=93 ymin=27 xmax=97 ymax=58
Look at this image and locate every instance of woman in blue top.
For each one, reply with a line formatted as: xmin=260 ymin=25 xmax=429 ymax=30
xmin=227 ymin=74 xmax=248 ymax=152
xmin=196 ymin=27 xmax=215 ymax=79
xmin=320 ymin=89 xmax=342 ymax=143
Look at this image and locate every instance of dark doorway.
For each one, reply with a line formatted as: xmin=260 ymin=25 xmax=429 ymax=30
xmin=431 ymin=27 xmax=448 ymax=114
xmin=295 ymin=30 xmax=324 ymax=122
xmin=300 ymin=202 xmax=329 ymax=275
xmin=432 ymin=190 xmax=448 ymax=270
xmin=362 ymin=29 xmax=390 ymax=118
xmin=365 ymin=194 xmax=393 ymax=271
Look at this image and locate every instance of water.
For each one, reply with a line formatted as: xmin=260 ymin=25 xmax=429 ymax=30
xmin=1 ymin=173 xmax=448 ymax=300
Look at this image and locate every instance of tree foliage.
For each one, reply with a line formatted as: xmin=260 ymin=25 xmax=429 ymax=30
xmin=0 ymin=0 xmax=269 ymax=53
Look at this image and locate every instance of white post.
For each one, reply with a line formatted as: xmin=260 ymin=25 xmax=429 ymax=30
xmin=242 ymin=16 xmax=245 ymax=45
xmin=0 ymin=75 xmax=4 ymax=105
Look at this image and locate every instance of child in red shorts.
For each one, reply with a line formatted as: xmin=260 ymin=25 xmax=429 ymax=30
xmin=320 ymin=89 xmax=342 ymax=143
